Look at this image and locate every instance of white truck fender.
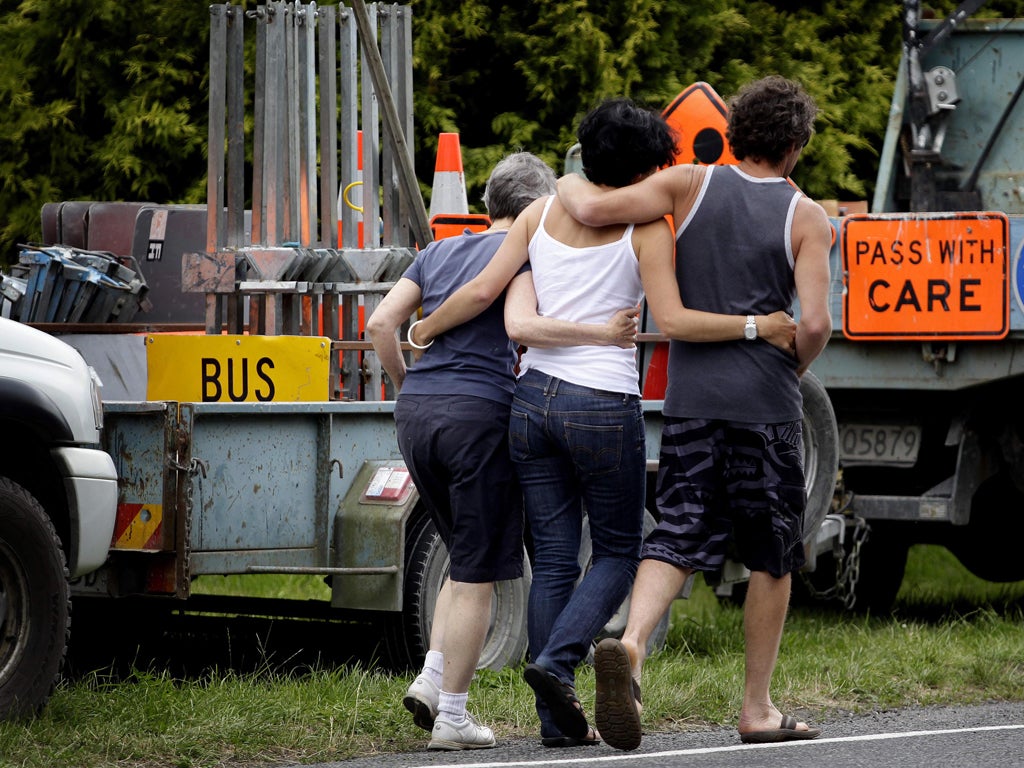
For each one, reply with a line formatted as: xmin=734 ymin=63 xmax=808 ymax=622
xmin=52 ymin=447 xmax=119 ymax=576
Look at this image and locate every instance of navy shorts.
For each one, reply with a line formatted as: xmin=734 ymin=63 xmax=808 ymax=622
xmin=642 ymin=416 xmax=807 ymax=578
xmin=395 ymin=394 xmax=524 ymax=583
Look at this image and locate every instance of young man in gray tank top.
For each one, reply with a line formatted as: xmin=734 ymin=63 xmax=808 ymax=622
xmin=559 ymin=76 xmax=833 ymax=748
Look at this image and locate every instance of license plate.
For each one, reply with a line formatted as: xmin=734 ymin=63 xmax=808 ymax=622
xmin=838 ymin=423 xmax=922 ymax=466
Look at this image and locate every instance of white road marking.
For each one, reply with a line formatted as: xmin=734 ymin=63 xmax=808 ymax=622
xmin=407 ymin=724 xmax=1024 ymax=768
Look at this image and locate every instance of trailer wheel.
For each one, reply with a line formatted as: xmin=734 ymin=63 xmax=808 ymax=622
xmin=384 ymin=506 xmax=531 ymax=672
xmin=0 ymin=476 xmax=70 ymax=719
xmin=800 ymin=371 xmax=839 ymax=546
xmin=579 ymin=510 xmax=669 ymax=661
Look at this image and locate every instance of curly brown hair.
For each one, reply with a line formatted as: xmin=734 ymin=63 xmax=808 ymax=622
xmin=726 ymin=76 xmax=818 ymax=166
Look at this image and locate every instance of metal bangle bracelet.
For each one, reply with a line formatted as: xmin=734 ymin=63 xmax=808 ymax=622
xmin=407 ymin=319 xmax=434 ymax=350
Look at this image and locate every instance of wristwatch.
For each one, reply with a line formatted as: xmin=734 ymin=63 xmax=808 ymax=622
xmin=744 ymin=315 xmax=758 ymax=341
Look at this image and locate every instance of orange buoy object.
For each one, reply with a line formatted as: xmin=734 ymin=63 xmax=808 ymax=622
xmin=663 ymin=82 xmax=738 ymax=167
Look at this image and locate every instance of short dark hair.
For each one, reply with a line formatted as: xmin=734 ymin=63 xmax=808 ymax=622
xmin=726 ymin=76 xmax=818 ymax=166
xmin=578 ymin=98 xmax=678 ymax=188
xmin=482 ymin=151 xmax=557 ymax=220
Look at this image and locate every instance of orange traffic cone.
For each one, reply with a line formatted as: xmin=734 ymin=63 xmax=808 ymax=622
xmin=428 ymin=132 xmax=490 ymax=240
xmin=428 ymin=133 xmax=469 ymax=218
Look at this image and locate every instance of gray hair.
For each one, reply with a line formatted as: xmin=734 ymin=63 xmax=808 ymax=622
xmin=482 ymin=151 xmax=557 ymax=220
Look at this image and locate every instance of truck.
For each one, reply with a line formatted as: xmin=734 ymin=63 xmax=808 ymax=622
xmin=794 ymin=1 xmax=1024 ymax=612
xmin=0 ymin=317 xmax=118 ymax=717
xmin=1 ymin=0 xmax=1020 ymax=719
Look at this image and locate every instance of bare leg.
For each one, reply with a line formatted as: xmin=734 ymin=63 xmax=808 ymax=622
xmin=737 ymin=570 xmax=813 ymax=735
xmin=440 ymin=580 xmax=493 ymax=694
xmin=619 ymin=559 xmax=692 ymax=681
xmin=428 ymin=577 xmax=454 ymax=653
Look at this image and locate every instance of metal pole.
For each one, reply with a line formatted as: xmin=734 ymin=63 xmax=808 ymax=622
xmin=350 ymin=0 xmax=431 ymax=248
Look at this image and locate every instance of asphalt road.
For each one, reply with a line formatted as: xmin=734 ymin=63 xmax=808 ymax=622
xmin=301 ymin=701 xmax=1024 ymax=768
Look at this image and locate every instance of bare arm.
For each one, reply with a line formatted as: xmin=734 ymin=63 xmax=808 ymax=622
xmin=504 ymin=271 xmax=639 ymax=348
xmin=410 ymin=199 xmax=542 ymax=346
xmin=636 ymin=221 xmax=797 ymax=350
xmin=557 ymin=166 xmax=698 ymax=227
xmin=791 ymin=198 xmax=834 ymax=374
xmin=365 ymin=277 xmax=422 ymax=392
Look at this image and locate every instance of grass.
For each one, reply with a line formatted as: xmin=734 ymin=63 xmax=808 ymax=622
xmin=0 ymin=544 xmax=1021 ymax=767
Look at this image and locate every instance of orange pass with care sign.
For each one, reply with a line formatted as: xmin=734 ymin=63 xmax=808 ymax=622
xmin=840 ymin=212 xmax=1009 ymax=341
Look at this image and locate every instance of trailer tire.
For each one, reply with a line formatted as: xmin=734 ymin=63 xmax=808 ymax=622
xmin=0 ymin=476 xmax=70 ymax=719
xmin=384 ymin=507 xmax=531 ymax=672
xmin=800 ymin=371 xmax=839 ymax=546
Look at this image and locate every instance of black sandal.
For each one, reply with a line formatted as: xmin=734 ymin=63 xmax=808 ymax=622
xmin=523 ymin=663 xmax=590 ymax=740
xmin=541 ymin=726 xmax=600 ymax=748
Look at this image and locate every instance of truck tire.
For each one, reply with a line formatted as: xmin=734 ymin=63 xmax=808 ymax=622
xmin=800 ymin=370 xmax=839 ymax=546
xmin=0 ymin=476 xmax=70 ymax=719
xmin=794 ymin=520 xmax=909 ymax=614
xmin=849 ymin=523 xmax=909 ymax=614
xmin=946 ymin=472 xmax=1024 ymax=582
xmin=384 ymin=507 xmax=531 ymax=672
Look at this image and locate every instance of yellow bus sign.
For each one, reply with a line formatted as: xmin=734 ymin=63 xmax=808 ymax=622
xmin=146 ymin=335 xmax=331 ymax=402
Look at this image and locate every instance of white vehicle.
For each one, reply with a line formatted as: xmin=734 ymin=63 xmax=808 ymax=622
xmin=0 ymin=317 xmax=118 ymax=716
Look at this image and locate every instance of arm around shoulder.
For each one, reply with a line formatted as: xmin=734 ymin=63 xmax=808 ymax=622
xmin=557 ymin=168 xmax=683 ymax=226
xmin=413 ymin=209 xmax=537 ymax=345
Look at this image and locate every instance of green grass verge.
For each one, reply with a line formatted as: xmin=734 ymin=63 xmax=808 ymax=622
xmin=1 ymin=544 xmax=1021 ymax=767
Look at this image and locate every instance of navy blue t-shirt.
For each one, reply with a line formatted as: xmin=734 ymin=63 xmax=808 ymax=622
xmin=399 ymin=229 xmax=519 ymax=405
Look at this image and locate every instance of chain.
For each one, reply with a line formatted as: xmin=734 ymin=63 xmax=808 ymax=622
xmin=799 ymin=487 xmax=870 ymax=610
xmin=836 ymin=515 xmax=869 ymax=609
xmin=170 ymin=455 xmax=205 ymax=597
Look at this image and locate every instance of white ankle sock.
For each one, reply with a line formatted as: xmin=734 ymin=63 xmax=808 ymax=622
xmin=423 ymin=651 xmax=444 ymax=687
xmin=438 ymin=690 xmax=468 ymax=723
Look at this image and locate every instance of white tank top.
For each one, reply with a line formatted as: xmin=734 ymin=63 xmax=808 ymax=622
xmin=518 ymin=196 xmax=643 ymax=395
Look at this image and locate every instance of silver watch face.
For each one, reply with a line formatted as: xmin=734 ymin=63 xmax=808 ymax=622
xmin=745 ymin=318 xmax=757 ymax=340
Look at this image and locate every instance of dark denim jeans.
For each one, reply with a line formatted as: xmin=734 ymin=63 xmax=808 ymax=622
xmin=509 ymin=368 xmax=645 ymax=736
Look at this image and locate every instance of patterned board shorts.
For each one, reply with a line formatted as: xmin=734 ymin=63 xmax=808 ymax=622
xmin=642 ymin=416 xmax=807 ymax=578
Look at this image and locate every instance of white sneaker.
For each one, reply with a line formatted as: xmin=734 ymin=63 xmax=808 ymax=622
xmin=428 ymin=713 xmax=496 ymax=750
xmin=403 ymin=675 xmax=439 ymax=732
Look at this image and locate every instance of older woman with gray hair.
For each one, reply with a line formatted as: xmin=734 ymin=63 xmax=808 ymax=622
xmin=367 ymin=151 xmax=635 ymax=751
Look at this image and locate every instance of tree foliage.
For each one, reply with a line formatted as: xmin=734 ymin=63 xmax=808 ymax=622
xmin=2 ymin=0 xmax=1023 ymax=262
xmin=0 ymin=0 xmax=212 ymax=261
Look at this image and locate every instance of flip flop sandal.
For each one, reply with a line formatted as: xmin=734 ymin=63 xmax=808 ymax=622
xmin=523 ymin=663 xmax=589 ymax=740
xmin=739 ymin=713 xmax=822 ymax=743
xmin=593 ymin=638 xmax=643 ymax=751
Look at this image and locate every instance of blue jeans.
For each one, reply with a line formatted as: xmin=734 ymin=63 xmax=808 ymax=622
xmin=509 ymin=369 xmax=645 ymax=736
